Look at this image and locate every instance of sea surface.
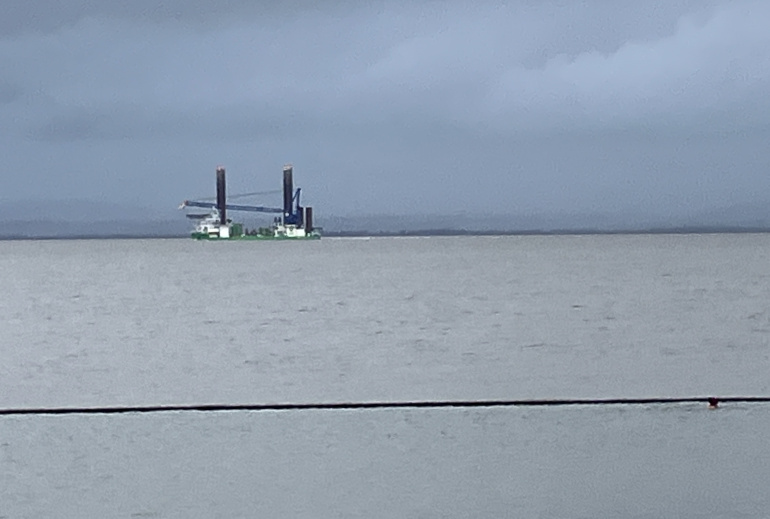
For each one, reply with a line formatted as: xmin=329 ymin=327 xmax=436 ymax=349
xmin=1 ymin=234 xmax=769 ymax=517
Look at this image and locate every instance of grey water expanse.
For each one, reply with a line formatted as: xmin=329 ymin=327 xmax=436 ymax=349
xmin=2 ymin=234 xmax=770 ymax=517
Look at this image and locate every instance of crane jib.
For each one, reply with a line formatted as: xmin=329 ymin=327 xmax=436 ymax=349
xmin=182 ymin=200 xmax=283 ymax=214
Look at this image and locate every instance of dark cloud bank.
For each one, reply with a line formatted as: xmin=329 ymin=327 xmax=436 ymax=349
xmin=1 ymin=0 xmax=769 ymax=235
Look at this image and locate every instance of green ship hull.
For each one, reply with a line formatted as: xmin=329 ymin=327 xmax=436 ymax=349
xmin=189 ymin=219 xmax=320 ymax=241
xmin=191 ymin=232 xmax=321 ymax=241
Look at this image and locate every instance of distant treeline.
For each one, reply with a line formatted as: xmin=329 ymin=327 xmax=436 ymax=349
xmin=3 ymin=226 xmax=770 ymax=241
xmin=322 ymin=226 xmax=770 ymax=237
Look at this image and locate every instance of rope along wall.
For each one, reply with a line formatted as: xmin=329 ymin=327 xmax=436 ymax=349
xmin=0 ymin=396 xmax=766 ymax=416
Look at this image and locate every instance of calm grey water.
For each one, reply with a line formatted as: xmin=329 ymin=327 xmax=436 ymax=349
xmin=1 ymin=234 xmax=770 ymax=517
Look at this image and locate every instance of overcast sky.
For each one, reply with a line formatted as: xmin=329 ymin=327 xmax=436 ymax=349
xmin=2 ymin=0 xmax=769 ymax=219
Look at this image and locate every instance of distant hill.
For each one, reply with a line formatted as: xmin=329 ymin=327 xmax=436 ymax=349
xmin=0 ymin=198 xmax=176 ymax=222
xmin=0 ymin=199 xmax=188 ymax=238
xmin=0 ymin=199 xmax=768 ymax=239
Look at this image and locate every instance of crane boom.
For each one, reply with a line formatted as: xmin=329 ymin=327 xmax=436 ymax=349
xmin=180 ymin=200 xmax=283 ymax=214
xmin=191 ymin=189 xmax=282 ymax=202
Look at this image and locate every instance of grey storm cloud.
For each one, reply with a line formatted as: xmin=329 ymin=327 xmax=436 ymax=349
xmin=0 ymin=1 xmax=311 ymax=36
xmin=1 ymin=0 xmax=770 ymax=219
xmin=0 ymin=81 xmax=23 ymax=104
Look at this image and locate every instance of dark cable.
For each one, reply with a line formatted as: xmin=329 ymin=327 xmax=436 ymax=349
xmin=0 ymin=396 xmax=766 ymax=416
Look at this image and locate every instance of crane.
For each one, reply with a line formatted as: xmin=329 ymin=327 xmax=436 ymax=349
xmin=178 ymin=164 xmax=316 ymax=240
